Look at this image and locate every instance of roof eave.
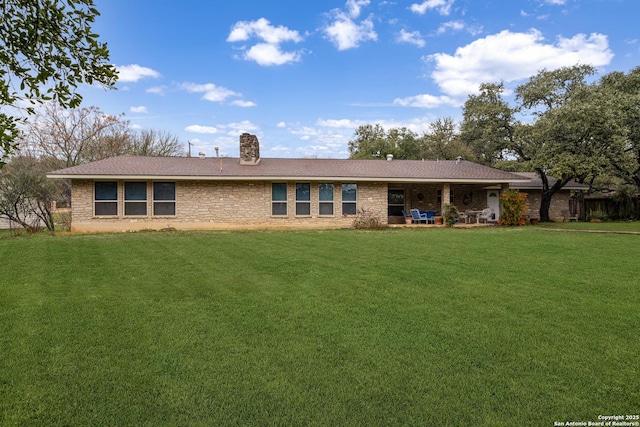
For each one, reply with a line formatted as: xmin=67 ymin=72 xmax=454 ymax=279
xmin=47 ymin=174 xmax=529 ymax=184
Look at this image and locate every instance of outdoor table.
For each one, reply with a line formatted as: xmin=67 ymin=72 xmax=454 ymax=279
xmin=465 ymin=210 xmax=483 ymax=223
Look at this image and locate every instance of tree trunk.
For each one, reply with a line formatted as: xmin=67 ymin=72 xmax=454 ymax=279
xmin=539 ymin=191 xmax=553 ymax=222
xmin=536 ymin=169 xmax=571 ymax=222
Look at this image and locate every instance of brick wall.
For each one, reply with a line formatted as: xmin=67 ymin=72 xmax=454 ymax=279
xmin=70 ymin=179 xmax=388 ymax=232
xmin=406 ymin=184 xmax=493 ymax=212
xmin=522 ymin=190 xmax=571 ymax=221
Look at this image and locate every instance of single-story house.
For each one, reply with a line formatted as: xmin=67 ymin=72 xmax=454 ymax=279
xmin=47 ymin=133 xmax=532 ymax=232
xmin=499 ymin=172 xmax=590 ymax=221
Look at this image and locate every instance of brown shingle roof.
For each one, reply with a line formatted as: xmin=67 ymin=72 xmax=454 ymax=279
xmin=509 ymin=172 xmax=590 ymax=190
xmin=48 ymin=155 xmax=530 ymax=183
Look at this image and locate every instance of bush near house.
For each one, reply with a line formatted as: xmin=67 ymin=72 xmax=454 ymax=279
xmin=500 ymin=189 xmax=527 ymax=226
xmin=442 ymin=203 xmax=459 ymax=227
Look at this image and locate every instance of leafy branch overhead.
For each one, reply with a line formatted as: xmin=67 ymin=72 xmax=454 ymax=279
xmin=0 ymin=0 xmax=117 ymax=164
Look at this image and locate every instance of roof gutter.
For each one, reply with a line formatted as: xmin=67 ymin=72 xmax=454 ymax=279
xmin=47 ymin=173 xmax=531 ymax=184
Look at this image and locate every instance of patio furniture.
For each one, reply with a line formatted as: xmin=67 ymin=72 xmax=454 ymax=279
xmin=477 ymin=208 xmax=493 ymax=224
xmin=410 ymin=209 xmax=431 ymax=224
xmin=463 ymin=209 xmax=483 ymax=223
xmin=402 ymin=210 xmax=413 ymax=224
xmin=459 ymin=210 xmax=469 ymax=223
xmin=423 ymin=210 xmax=436 ymax=224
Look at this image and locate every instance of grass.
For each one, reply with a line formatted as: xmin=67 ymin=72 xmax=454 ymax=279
xmin=536 ymin=220 xmax=640 ymax=232
xmin=0 ymin=228 xmax=638 ymax=426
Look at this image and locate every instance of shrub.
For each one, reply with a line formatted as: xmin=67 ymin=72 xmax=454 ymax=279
xmin=500 ymin=190 xmax=527 ymax=226
xmin=611 ymin=185 xmax=638 ymax=220
xmin=587 ymin=210 xmax=608 ymax=222
xmin=442 ymin=204 xmax=459 ymax=227
xmin=352 ymin=208 xmax=386 ymax=229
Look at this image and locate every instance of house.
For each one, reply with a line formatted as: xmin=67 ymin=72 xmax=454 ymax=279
xmin=47 ymin=133 xmax=531 ymax=232
xmin=502 ymin=172 xmax=590 ymax=221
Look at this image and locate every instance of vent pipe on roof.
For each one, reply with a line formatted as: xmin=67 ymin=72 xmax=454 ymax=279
xmin=386 ymin=154 xmax=393 ymax=161
xmin=456 ymin=156 xmax=462 ymax=164
xmin=215 ymin=146 xmax=222 ymax=171
xmin=199 ymin=152 xmax=205 ymax=159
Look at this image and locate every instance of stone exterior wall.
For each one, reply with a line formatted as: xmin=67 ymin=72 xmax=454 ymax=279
xmin=70 ymin=179 xmax=388 ymax=232
xmin=521 ymin=190 xmax=571 ymax=221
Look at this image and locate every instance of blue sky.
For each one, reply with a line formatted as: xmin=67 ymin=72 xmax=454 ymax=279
xmin=80 ymin=0 xmax=639 ymax=159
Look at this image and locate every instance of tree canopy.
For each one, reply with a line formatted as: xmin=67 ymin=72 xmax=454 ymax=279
xmin=0 ymin=0 xmax=117 ymax=165
xmin=459 ymin=65 xmax=639 ymax=221
xmin=347 ymin=64 xmax=640 ymax=221
xmin=348 ymin=119 xmax=470 ymax=161
xmin=20 ymin=103 xmax=184 ymax=169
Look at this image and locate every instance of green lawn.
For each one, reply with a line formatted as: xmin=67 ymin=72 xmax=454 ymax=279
xmin=536 ymin=220 xmax=640 ymax=233
xmin=1 ymin=228 xmax=638 ymax=426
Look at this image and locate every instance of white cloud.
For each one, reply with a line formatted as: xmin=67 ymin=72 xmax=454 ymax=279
xmin=116 ymin=64 xmax=160 ymax=82
xmin=129 ymin=106 xmax=148 ymax=114
xmin=323 ymin=0 xmax=377 ymax=50
xmin=346 ymin=0 xmax=371 ymax=18
xmin=223 ymin=120 xmax=260 ymax=131
xmin=349 ymin=117 xmax=435 ymax=134
xmin=227 ymin=18 xmax=304 ymax=66
xmin=316 ymin=118 xmax=365 ymax=129
xmin=436 ymin=20 xmax=466 ymax=35
xmin=397 ymin=29 xmax=426 ymax=47
xmin=227 ymin=18 xmax=303 ymax=44
xmin=146 ymin=86 xmax=167 ymax=95
xmin=393 ymin=94 xmax=457 ymax=108
xmin=277 ymin=122 xmax=287 ymax=128
xmin=185 ymin=125 xmax=219 ymax=134
xmin=410 ymin=0 xmax=455 ymax=16
xmin=544 ymin=0 xmax=567 ymax=5
xmin=324 ymin=15 xmax=377 ymax=50
xmin=180 ymin=82 xmax=240 ymax=102
xmin=230 ymin=100 xmax=257 ymax=107
xmin=427 ymin=30 xmax=613 ymax=100
xmin=244 ymin=43 xmax=302 ymax=66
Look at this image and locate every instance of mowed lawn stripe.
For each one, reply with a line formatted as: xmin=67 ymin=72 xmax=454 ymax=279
xmin=0 ymin=229 xmax=638 ymax=426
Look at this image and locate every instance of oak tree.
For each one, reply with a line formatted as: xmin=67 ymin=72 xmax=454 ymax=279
xmin=0 ymin=0 xmax=117 ymax=165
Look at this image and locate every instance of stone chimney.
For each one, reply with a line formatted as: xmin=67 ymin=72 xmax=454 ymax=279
xmin=239 ymin=133 xmax=260 ymax=165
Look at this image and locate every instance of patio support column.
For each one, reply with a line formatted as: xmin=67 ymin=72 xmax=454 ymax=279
xmin=442 ymin=183 xmax=451 ymax=211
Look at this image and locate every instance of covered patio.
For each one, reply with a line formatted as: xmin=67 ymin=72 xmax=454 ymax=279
xmin=387 ymin=182 xmax=509 ymax=225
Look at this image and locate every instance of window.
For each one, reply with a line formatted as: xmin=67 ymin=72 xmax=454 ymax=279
xmin=342 ymin=183 xmax=357 ymax=215
xmin=124 ymin=182 xmax=147 ymax=216
xmin=94 ymin=181 xmax=118 ymax=216
xmin=272 ymin=183 xmax=287 ymax=216
xmin=437 ymin=189 xmax=454 ymax=204
xmin=388 ymin=189 xmax=405 ymax=216
xmin=296 ymin=183 xmax=311 ymax=215
xmin=319 ymin=183 xmax=334 ymax=216
xmin=153 ymin=182 xmax=176 ymax=216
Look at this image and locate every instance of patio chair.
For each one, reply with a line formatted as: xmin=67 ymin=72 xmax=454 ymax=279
xmin=410 ymin=209 xmax=429 ymax=224
xmin=459 ymin=210 xmax=469 ymax=224
xmin=423 ymin=210 xmax=436 ymax=224
xmin=402 ymin=210 xmax=413 ymax=224
xmin=477 ymin=208 xmax=493 ymax=224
